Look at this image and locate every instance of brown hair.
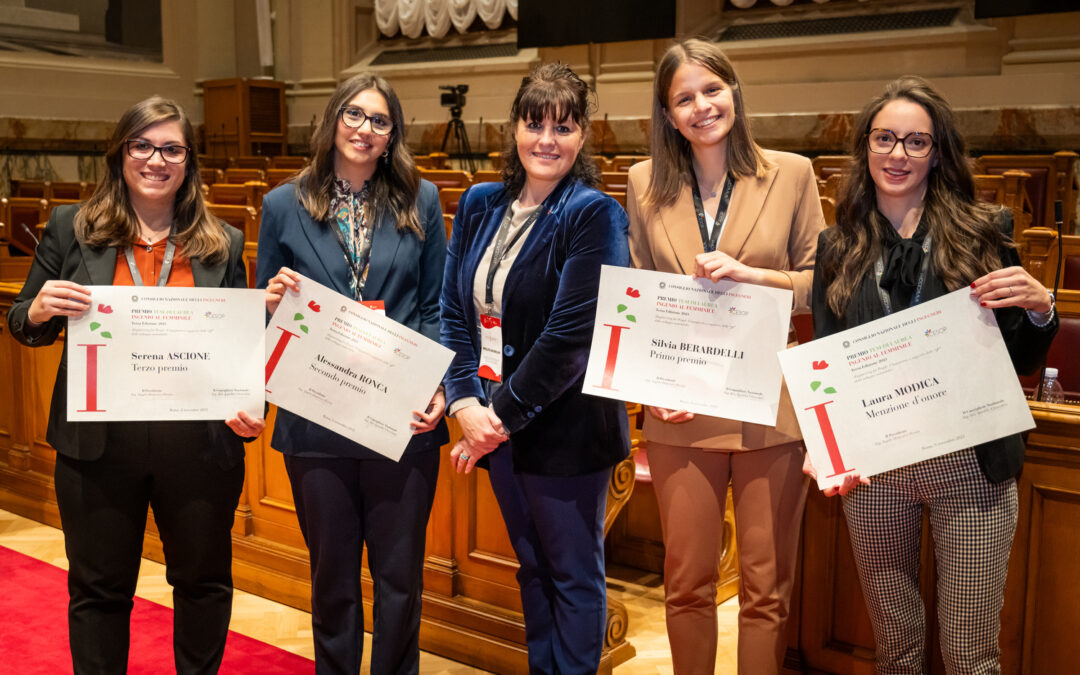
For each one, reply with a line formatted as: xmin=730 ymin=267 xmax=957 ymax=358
xmin=294 ymin=73 xmax=422 ymax=237
xmin=500 ymin=62 xmax=600 ymax=196
xmin=644 ymin=38 xmax=768 ymax=210
xmin=75 ymin=96 xmax=229 ymax=263
xmin=819 ymin=76 xmax=1006 ymax=317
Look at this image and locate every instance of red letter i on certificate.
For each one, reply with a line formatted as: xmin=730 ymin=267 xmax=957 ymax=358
xmin=265 ymin=327 xmax=300 ymax=392
xmin=77 ymin=343 xmax=107 ymax=412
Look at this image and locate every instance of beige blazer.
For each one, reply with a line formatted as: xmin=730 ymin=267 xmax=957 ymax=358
xmin=626 ymin=149 xmax=825 ymax=450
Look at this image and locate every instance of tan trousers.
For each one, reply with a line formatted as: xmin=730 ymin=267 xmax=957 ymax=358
xmin=649 ymin=440 xmax=809 ymax=675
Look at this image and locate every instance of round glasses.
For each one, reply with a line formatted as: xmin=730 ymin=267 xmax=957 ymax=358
xmin=867 ymin=129 xmax=934 ymax=158
xmin=125 ymin=140 xmax=190 ymax=164
xmin=339 ymin=106 xmax=393 ymax=136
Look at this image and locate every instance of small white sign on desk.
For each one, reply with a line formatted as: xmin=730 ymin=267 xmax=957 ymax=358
xmin=263 ymin=274 xmax=454 ymax=461
xmin=67 ymin=286 xmax=265 ymax=421
xmin=582 ymin=265 xmax=793 ymax=426
xmin=778 ymin=288 xmax=1035 ymax=491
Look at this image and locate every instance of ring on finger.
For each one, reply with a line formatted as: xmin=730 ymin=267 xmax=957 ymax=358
xmin=460 ymin=454 xmax=471 ymax=461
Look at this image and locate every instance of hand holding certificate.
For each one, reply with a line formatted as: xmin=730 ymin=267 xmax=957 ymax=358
xmin=264 ymin=273 xmax=454 ymax=460
xmin=779 ymin=288 xmax=1035 ymax=491
xmin=582 ymin=265 xmax=793 ymax=425
xmin=66 ymin=286 xmax=265 ymax=421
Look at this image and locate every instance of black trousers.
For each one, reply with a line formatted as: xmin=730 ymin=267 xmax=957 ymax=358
xmin=284 ymin=449 xmax=440 ymax=675
xmin=53 ymin=421 xmax=244 ymax=675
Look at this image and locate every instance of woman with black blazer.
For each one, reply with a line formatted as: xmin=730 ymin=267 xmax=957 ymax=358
xmin=808 ymin=76 xmax=1058 ymax=673
xmin=6 ymin=96 xmax=262 ymax=674
xmin=258 ymin=73 xmax=447 ymax=674
xmin=439 ymin=63 xmax=630 ymax=674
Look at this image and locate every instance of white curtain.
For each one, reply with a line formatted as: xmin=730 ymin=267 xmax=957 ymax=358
xmin=378 ymin=0 xmax=511 ymax=37
xmin=449 ymin=0 xmax=477 ymax=33
xmin=425 ymin=0 xmax=452 ymax=37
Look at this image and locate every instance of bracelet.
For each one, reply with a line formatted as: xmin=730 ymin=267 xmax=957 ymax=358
xmin=1026 ymin=292 xmax=1056 ymax=328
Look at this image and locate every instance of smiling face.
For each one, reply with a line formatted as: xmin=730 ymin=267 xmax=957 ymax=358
xmin=515 ymin=114 xmax=584 ymax=194
xmin=334 ymin=88 xmax=391 ymax=183
xmin=665 ymin=62 xmax=736 ymax=153
xmin=121 ymin=120 xmax=187 ymax=208
xmin=867 ymin=98 xmax=936 ymax=207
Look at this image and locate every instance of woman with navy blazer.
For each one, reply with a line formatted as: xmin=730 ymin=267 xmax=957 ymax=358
xmin=440 ymin=63 xmax=630 ymax=674
xmin=257 ymin=73 xmax=447 ymax=675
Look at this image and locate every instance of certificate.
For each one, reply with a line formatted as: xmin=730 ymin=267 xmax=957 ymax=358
xmin=67 ymin=286 xmax=265 ymax=421
xmin=263 ymin=274 xmax=454 ymax=461
xmin=778 ymin=288 xmax=1035 ymax=491
xmin=582 ymin=265 xmax=793 ymax=426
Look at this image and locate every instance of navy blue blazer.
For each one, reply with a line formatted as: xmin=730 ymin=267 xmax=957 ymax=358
xmin=6 ymin=204 xmax=249 ymax=470
xmin=256 ymin=178 xmax=449 ymax=459
xmin=440 ymin=178 xmax=631 ymax=476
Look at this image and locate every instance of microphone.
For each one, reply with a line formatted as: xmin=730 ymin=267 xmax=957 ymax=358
xmin=21 ymin=222 xmax=41 ymax=250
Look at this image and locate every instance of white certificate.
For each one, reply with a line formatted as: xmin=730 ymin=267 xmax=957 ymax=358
xmin=263 ymin=274 xmax=454 ymax=461
xmin=778 ymin=288 xmax=1035 ymax=491
xmin=582 ymin=265 xmax=793 ymax=426
xmin=67 ymin=286 xmax=265 ymax=421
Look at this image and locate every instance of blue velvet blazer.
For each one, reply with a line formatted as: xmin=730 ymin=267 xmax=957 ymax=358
xmin=440 ymin=177 xmax=631 ymax=476
xmin=256 ymin=179 xmax=449 ymax=460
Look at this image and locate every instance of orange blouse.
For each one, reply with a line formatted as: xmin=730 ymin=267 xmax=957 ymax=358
xmin=112 ymin=238 xmax=195 ymax=287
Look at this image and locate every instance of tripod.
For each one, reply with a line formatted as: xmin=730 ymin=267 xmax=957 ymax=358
xmin=440 ymin=106 xmax=476 ymax=174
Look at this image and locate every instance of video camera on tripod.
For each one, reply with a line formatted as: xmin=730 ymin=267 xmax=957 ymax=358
xmin=438 ymin=84 xmax=475 ymax=172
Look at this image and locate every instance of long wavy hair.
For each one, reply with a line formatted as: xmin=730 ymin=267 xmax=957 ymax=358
xmin=820 ymin=76 xmax=1006 ymax=317
xmin=644 ymin=38 xmax=768 ymax=210
xmin=500 ymin=62 xmax=600 ymax=196
xmin=295 ymin=73 xmax=422 ymax=238
xmin=75 ymin=96 xmax=229 ymax=263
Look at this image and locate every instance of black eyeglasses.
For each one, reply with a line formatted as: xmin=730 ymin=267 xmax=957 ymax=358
xmin=338 ymin=106 xmax=393 ymax=135
xmin=866 ymin=129 xmax=935 ymax=158
xmin=125 ymin=140 xmax=191 ymax=164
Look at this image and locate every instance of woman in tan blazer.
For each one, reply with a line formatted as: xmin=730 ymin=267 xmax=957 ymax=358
xmin=626 ymin=39 xmax=825 ymax=674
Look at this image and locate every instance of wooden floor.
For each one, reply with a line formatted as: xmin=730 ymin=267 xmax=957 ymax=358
xmin=0 ymin=509 xmax=740 ymax=673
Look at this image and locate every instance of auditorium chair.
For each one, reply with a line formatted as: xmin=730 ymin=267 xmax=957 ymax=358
xmin=199 ymin=167 xmax=225 ymax=187
xmin=811 ymin=155 xmax=849 ymax=181
xmin=242 ymin=241 xmax=259 ymax=288
xmin=224 ymin=167 xmax=266 ymax=184
xmin=207 ymin=203 xmax=259 ymax=242
xmin=443 ymin=213 xmax=454 ymax=241
xmin=610 ymin=155 xmax=648 ymax=173
xmin=208 ymin=182 xmax=265 ymax=211
xmin=9 ymin=179 xmax=48 ymax=199
xmin=600 ymin=172 xmax=629 ymax=193
xmin=263 ymin=168 xmax=297 ymax=189
xmin=232 ymin=155 xmax=272 ymax=171
xmin=1019 ymin=313 xmax=1080 ymax=403
xmin=439 ymin=188 xmax=466 ymax=216
xmin=0 ymin=197 xmax=49 ymax=255
xmin=471 ymin=170 xmax=501 ymax=184
xmin=820 ymin=196 xmax=837 ymax=227
xmin=47 ymin=181 xmax=94 ymax=200
xmin=973 ymin=151 xmax=1079 ymax=233
xmin=271 ymin=155 xmax=307 ymax=170
xmin=591 ymin=155 xmax=613 ymax=172
xmin=419 ymin=169 xmax=470 ymax=190
xmin=487 ymin=152 xmax=504 ymax=171
xmin=821 ymin=173 xmax=844 ymax=202
xmin=198 ymin=155 xmax=230 ymax=170
xmin=414 ymin=152 xmax=449 ymax=170
xmin=973 ymin=171 xmax=1031 ymax=238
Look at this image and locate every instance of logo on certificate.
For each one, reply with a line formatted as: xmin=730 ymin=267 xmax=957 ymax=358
xmin=596 ymin=287 xmax=641 ymax=391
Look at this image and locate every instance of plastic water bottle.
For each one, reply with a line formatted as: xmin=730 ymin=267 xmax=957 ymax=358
xmin=1040 ymin=368 xmax=1065 ymax=404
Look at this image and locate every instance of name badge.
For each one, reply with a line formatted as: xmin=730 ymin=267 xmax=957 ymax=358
xmin=361 ymin=300 xmax=386 ymax=316
xmin=478 ymin=314 xmax=503 ymax=382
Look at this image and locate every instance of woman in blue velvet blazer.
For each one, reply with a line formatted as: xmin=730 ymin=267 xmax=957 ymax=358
xmin=256 ymin=73 xmax=447 ymax=674
xmin=440 ymin=63 xmax=630 ymax=674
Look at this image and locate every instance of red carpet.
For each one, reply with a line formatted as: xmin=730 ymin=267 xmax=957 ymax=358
xmin=0 ymin=544 xmax=314 ymax=674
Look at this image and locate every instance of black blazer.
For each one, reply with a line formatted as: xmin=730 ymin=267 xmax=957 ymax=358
xmin=812 ymin=212 xmax=1058 ymax=482
xmin=440 ymin=178 xmax=631 ymax=476
xmin=6 ymin=204 xmax=249 ymax=469
xmin=255 ymin=179 xmax=449 ymax=460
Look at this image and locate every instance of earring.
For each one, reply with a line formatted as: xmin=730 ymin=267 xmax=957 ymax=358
xmin=382 ymin=148 xmax=390 ymax=163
